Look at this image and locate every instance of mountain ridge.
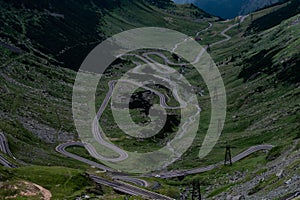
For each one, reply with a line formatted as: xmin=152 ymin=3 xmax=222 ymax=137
xmin=1 ymin=0 xmax=212 ymax=70
xmin=173 ymin=0 xmax=284 ymax=18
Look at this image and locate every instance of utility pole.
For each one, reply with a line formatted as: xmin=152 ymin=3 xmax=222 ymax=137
xmin=197 ymin=181 xmax=201 ymax=200
xmin=191 ymin=180 xmax=201 ymax=200
xmin=224 ymin=144 xmax=232 ymax=166
xmin=207 ymin=43 xmax=211 ymax=52
xmin=191 ymin=181 xmax=195 ymax=200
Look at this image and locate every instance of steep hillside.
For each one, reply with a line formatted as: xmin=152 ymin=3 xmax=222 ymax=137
xmin=189 ymin=4 xmax=300 ymax=198
xmin=0 ymin=0 xmax=299 ymax=199
xmin=87 ymin=2 xmax=300 ymax=198
xmin=173 ymin=0 xmax=284 ymax=18
xmin=246 ymin=0 xmax=300 ymax=33
xmin=0 ymin=1 xmax=212 ymax=198
xmin=240 ymin=0 xmax=285 ymax=14
xmin=0 ymin=0 xmax=213 ymax=161
xmin=0 ymin=0 xmax=212 ymax=70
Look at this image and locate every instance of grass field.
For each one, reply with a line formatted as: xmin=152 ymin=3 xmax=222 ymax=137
xmin=0 ymin=166 xmax=96 ymax=199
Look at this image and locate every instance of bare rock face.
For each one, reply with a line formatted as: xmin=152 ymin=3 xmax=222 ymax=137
xmin=1 ymin=181 xmax=52 ymax=200
xmin=21 ymin=117 xmax=75 ymax=143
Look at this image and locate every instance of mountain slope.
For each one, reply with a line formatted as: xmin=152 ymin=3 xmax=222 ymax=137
xmin=0 ymin=0 xmax=213 ymax=161
xmin=0 ymin=0 xmax=212 ymax=70
xmin=246 ymin=0 xmax=300 ymax=34
xmin=0 ymin=1 xmax=213 ymax=198
xmin=193 ymin=4 xmax=300 ymax=198
xmin=173 ymin=0 xmax=284 ymax=18
xmin=0 ymin=0 xmax=299 ymax=199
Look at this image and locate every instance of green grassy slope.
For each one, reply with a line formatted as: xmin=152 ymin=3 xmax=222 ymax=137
xmin=0 ymin=0 xmax=212 ymax=70
xmin=0 ymin=166 xmax=95 ymax=199
xmin=0 ymin=0 xmax=213 ymax=198
xmin=101 ymin=1 xmax=212 ymax=36
xmin=92 ymin=3 xmax=300 ymax=198
xmin=245 ymin=0 xmax=300 ymax=34
xmin=0 ymin=0 xmax=299 ymax=199
xmin=174 ymin=0 xmax=300 ymax=167
xmin=177 ymin=4 xmax=300 ymax=198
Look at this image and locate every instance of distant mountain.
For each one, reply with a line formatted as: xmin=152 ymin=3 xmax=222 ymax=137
xmin=173 ymin=0 xmax=283 ymax=18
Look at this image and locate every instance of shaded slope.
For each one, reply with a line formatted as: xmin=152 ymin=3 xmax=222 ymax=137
xmin=0 ymin=0 xmax=212 ymax=70
xmin=173 ymin=0 xmax=282 ymax=19
xmin=245 ymin=0 xmax=300 ymax=34
xmin=240 ymin=7 xmax=300 ymax=84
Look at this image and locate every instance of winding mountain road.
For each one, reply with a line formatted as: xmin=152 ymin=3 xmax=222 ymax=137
xmin=56 ymin=142 xmax=112 ymax=171
xmin=0 ymin=132 xmax=14 ymax=157
xmin=56 ymin=141 xmax=149 ymax=187
xmin=0 ymin=154 xmax=14 ymax=168
xmin=144 ymin=15 xmax=248 ymax=67
xmin=112 ymin=175 xmax=149 ymax=188
xmin=0 ymin=15 xmax=276 ymax=200
xmin=86 ymin=75 xmax=190 ymax=163
xmin=155 ymin=145 xmax=274 ymax=179
xmin=0 ymin=132 xmax=17 ymax=168
xmin=0 ymin=41 xmax=22 ymax=54
xmin=54 ymin=14 xmax=273 ymax=193
xmin=90 ymin=80 xmax=129 ymax=162
xmin=89 ymin=174 xmax=175 ymax=200
xmin=211 ymin=15 xmax=248 ymax=47
xmin=172 ymin=22 xmax=212 ymax=53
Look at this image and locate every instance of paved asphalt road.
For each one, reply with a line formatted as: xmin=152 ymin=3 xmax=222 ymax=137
xmin=90 ymin=80 xmax=129 ymax=162
xmin=0 ymin=132 xmax=14 ymax=157
xmin=144 ymin=15 xmax=248 ymax=67
xmin=0 ymin=42 xmax=22 ymax=54
xmin=284 ymin=191 xmax=300 ymax=200
xmin=55 ymin=15 xmax=275 ymax=199
xmin=0 ymin=15 xmax=280 ymax=200
xmin=0 ymin=154 xmax=14 ymax=168
xmin=211 ymin=15 xmax=248 ymax=47
xmin=0 ymin=133 xmax=275 ymax=198
xmin=153 ymin=145 xmax=274 ymax=178
xmin=0 ymin=132 xmax=16 ymax=168
xmin=87 ymin=76 xmax=187 ymax=163
xmin=89 ymin=174 xmax=175 ymax=200
xmin=56 ymin=142 xmax=113 ymax=171
xmin=56 ymin=141 xmax=149 ymax=187
xmin=112 ymin=175 xmax=149 ymax=188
